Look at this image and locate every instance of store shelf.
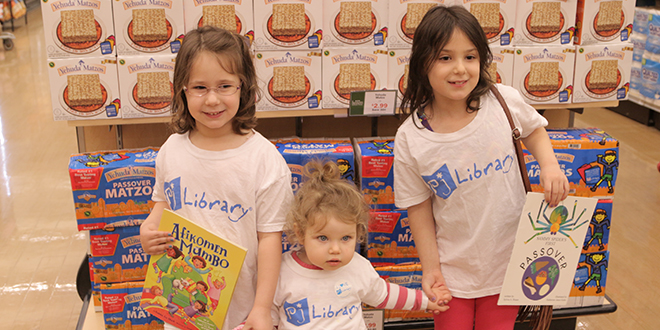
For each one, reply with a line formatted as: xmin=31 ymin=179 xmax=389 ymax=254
xmin=628 ymin=94 xmax=660 ymax=114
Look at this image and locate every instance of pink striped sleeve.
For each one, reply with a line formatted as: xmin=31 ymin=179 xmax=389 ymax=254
xmin=376 ymin=282 xmax=428 ymax=310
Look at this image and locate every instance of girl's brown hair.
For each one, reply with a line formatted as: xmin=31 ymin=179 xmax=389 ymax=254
xmin=401 ymin=5 xmax=493 ymax=118
xmin=170 ymin=26 xmax=260 ymax=135
xmin=285 ymin=160 xmax=369 ymax=246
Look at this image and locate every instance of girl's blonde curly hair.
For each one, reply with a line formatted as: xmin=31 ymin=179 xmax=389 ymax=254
xmin=285 ymin=160 xmax=369 ymax=246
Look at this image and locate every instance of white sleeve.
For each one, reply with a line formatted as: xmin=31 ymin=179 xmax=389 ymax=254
xmin=255 ymin=148 xmax=293 ymax=233
xmin=393 ymin=128 xmax=432 ymax=209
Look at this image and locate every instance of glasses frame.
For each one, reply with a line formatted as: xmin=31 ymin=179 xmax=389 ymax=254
xmin=183 ymin=84 xmax=241 ymax=97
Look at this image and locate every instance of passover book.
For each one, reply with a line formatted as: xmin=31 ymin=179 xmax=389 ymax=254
xmin=498 ymin=192 xmax=598 ymax=306
xmin=140 ymin=209 xmax=247 ymax=330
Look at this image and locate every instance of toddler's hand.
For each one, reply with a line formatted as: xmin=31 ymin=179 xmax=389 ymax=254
xmin=426 ymin=299 xmax=450 ymax=314
xmin=539 ymin=166 xmax=569 ymax=207
xmin=430 ymin=283 xmax=452 ymax=306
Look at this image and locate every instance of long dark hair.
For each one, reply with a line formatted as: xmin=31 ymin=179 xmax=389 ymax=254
xmin=170 ymin=26 xmax=259 ymax=135
xmin=400 ymin=5 xmax=493 ymax=118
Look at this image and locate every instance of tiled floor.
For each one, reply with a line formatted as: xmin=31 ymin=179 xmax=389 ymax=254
xmin=1 ymin=5 xmax=660 ymax=330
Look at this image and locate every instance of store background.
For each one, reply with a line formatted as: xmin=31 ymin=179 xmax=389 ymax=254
xmin=0 ymin=2 xmax=659 ymax=330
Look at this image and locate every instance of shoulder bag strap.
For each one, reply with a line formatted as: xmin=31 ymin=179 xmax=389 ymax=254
xmin=489 ymin=85 xmax=532 ymax=193
xmin=489 ymin=85 xmax=552 ymax=330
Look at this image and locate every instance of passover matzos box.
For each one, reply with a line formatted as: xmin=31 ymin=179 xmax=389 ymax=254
xmin=367 ymin=210 xmax=420 ymax=266
xmin=253 ymin=0 xmax=323 ymax=51
xmin=40 ymin=0 xmax=116 ymax=58
xmin=182 ymin=0 xmax=254 ymax=38
xmin=322 ymin=0 xmax=389 ymax=48
xmin=100 ymin=281 xmax=164 ymax=329
xmin=513 ymin=0 xmax=577 ymax=46
xmin=489 ymin=46 xmax=515 ymax=86
xmin=460 ymin=0 xmax=517 ymax=46
xmin=522 ymin=128 xmax=619 ymax=198
xmin=69 ymin=148 xmax=158 ymax=230
xmin=255 ymin=50 xmax=323 ymax=111
xmin=388 ymin=0 xmax=449 ymax=49
xmin=117 ymin=54 xmax=176 ymax=118
xmin=574 ymin=0 xmax=635 ymax=45
xmin=354 ymin=137 xmax=395 ymax=211
xmin=47 ymin=56 xmax=121 ymax=121
xmin=90 ymin=221 xmax=148 ymax=284
xmin=387 ymin=48 xmax=410 ymax=101
xmin=512 ymin=45 xmax=576 ymax=104
xmin=113 ymin=0 xmax=185 ymax=56
xmin=322 ymin=48 xmax=388 ymax=108
xmin=572 ymin=43 xmax=633 ymax=103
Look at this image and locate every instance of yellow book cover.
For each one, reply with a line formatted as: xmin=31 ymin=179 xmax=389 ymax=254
xmin=140 ymin=209 xmax=247 ymax=330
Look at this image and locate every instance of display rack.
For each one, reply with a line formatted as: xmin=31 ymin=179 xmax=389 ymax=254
xmin=68 ymin=101 xmax=618 ymax=153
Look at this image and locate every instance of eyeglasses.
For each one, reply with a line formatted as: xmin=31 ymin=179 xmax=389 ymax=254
xmin=183 ymin=84 xmax=241 ymax=97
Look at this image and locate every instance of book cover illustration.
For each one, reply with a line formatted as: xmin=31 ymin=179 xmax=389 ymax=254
xmin=499 ymin=192 xmax=598 ymax=306
xmin=140 ymin=209 xmax=247 ymax=330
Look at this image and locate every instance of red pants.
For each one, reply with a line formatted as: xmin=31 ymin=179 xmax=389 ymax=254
xmin=433 ymin=294 xmax=519 ymax=330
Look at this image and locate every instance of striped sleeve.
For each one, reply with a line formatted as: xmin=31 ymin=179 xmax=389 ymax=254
xmin=375 ymin=282 xmax=429 ymax=311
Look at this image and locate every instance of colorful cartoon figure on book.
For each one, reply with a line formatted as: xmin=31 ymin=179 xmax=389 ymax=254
xmin=152 ymin=245 xmax=184 ymax=283
xmin=336 ymin=158 xmax=354 ymax=181
xmin=578 ymin=253 xmax=608 ymax=294
xmin=526 ymin=200 xmax=589 ymax=247
xmin=207 ymin=274 xmax=226 ymax=316
xmin=170 ymin=291 xmax=210 ymax=325
xmin=590 ymin=150 xmax=618 ymax=194
xmin=583 ymin=209 xmax=610 ymax=251
xmin=141 ymin=284 xmax=180 ymax=314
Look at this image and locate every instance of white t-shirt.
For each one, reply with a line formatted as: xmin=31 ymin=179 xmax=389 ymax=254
xmin=272 ymin=251 xmax=429 ymax=330
xmin=393 ymin=84 xmax=547 ymax=299
xmin=155 ymin=131 xmax=293 ymax=330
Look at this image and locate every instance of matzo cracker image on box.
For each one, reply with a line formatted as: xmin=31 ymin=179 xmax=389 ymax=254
xmin=513 ymin=46 xmax=575 ymax=104
xmin=184 ymin=0 xmax=254 ymax=37
xmin=253 ymin=0 xmax=321 ymax=50
xmin=48 ymin=56 xmax=121 ymax=120
xmin=460 ymin=1 xmax=516 ymax=45
xmin=515 ymin=0 xmax=577 ymax=45
xmin=113 ymin=1 xmax=184 ymax=55
xmin=202 ymin=5 xmax=238 ymax=33
xmin=324 ymin=0 xmax=387 ymax=47
xmin=323 ymin=48 xmax=386 ymax=108
xmin=42 ymin=0 xmax=116 ymax=57
xmin=117 ymin=55 xmax=175 ymax=118
xmin=575 ymin=0 xmax=635 ymax=45
xmin=389 ymin=0 xmax=448 ymax=48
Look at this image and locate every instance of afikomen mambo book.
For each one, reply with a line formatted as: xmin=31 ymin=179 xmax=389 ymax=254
xmin=140 ymin=209 xmax=247 ymax=330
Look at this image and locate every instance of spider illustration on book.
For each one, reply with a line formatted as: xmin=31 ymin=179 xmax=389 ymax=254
xmin=525 ymin=199 xmax=589 ymax=248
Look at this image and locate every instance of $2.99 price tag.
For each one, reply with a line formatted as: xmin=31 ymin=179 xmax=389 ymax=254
xmin=349 ymin=90 xmax=397 ymax=116
xmin=362 ymin=309 xmax=384 ymax=330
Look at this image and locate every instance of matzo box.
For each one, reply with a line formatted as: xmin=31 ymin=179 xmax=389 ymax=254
xmin=117 ymin=54 xmax=176 ymax=118
xmin=322 ymin=48 xmax=388 ymax=108
xmin=90 ymin=220 xmax=148 ymax=283
xmin=253 ymin=0 xmax=323 ymax=50
xmin=489 ymin=46 xmax=515 ymax=86
xmin=513 ymin=0 xmax=577 ymax=46
xmin=183 ymin=0 xmax=254 ymax=38
xmin=323 ymin=0 xmax=389 ymax=48
xmin=69 ymin=147 xmax=158 ymax=230
xmin=566 ymin=250 xmax=610 ymax=307
xmin=573 ymin=43 xmax=633 ymax=103
xmin=574 ymin=0 xmax=635 ymax=45
xmin=113 ymin=0 xmax=185 ymax=56
xmin=367 ymin=210 xmax=419 ymax=266
xmin=354 ymin=137 xmax=395 ymax=211
xmin=41 ymin=0 xmax=116 ymax=58
xmin=460 ymin=0 xmax=517 ymax=46
xmin=388 ymin=0 xmax=449 ymax=49
xmin=47 ymin=56 xmax=121 ymax=121
xmin=387 ymin=48 xmax=410 ymax=101
xmin=272 ymin=137 xmax=355 ymax=194
xmin=101 ymin=281 xmax=164 ymax=330
xmin=512 ymin=45 xmax=576 ymax=104
xmin=522 ymin=128 xmax=619 ymax=198
xmin=255 ymin=50 xmax=323 ymax=111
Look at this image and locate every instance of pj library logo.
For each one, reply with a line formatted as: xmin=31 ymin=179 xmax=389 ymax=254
xmin=164 ymin=177 xmax=252 ymax=222
xmin=422 ymin=155 xmax=515 ymax=199
xmin=283 ymin=297 xmax=360 ymax=326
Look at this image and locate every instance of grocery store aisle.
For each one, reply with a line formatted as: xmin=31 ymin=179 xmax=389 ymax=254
xmin=1 ymin=5 xmax=660 ymax=330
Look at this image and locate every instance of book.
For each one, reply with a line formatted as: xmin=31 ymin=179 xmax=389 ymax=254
xmin=498 ymin=192 xmax=598 ymax=306
xmin=140 ymin=209 xmax=247 ymax=330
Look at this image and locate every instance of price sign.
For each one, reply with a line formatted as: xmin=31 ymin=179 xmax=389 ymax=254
xmin=349 ymin=90 xmax=397 ymax=116
xmin=362 ymin=309 xmax=384 ymax=330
